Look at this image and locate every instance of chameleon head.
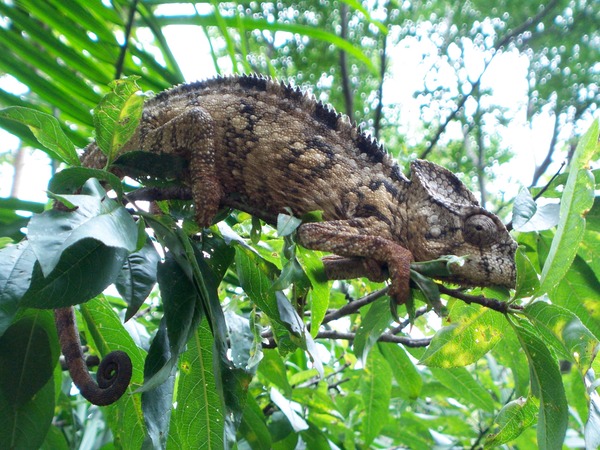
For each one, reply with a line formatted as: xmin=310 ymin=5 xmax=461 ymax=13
xmin=404 ymin=159 xmax=517 ymax=289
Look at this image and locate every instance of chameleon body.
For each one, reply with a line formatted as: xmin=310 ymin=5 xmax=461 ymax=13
xmin=69 ymin=75 xmax=516 ymax=405
xmin=84 ymin=75 xmax=516 ymax=299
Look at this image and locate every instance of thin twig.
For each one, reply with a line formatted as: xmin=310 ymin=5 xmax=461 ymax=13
xmin=316 ymin=330 xmax=432 ymax=347
xmin=321 ymin=287 xmax=389 ymax=324
xmin=115 ymin=0 xmax=140 ymax=79
xmin=438 ymin=285 xmax=521 ymax=313
xmin=339 ymin=2 xmax=353 ymax=121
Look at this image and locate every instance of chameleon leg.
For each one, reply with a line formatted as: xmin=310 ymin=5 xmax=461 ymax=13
xmin=297 ymin=220 xmax=413 ymax=302
xmin=138 ymin=107 xmax=223 ymax=227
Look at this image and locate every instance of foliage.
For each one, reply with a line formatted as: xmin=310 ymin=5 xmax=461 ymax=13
xmin=0 ymin=0 xmax=599 ymax=449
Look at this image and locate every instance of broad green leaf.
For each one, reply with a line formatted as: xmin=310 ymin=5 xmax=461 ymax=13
xmin=0 ymin=242 xmax=36 ymax=336
xmin=235 ymin=245 xmax=281 ymax=322
xmin=277 ymin=213 xmax=302 ymax=236
xmin=159 ymin=252 xmax=203 ymax=359
xmin=492 ymin=328 xmax=530 ymax=398
xmin=80 ymin=297 xmax=146 ymax=449
xmin=27 ymin=180 xmax=137 ymax=277
xmin=238 ymin=394 xmax=272 ymax=450
xmin=21 ymin=238 xmax=129 ymax=309
xmin=0 ymin=311 xmax=57 ymax=407
xmin=551 ymin=255 xmax=600 ymax=341
xmin=430 ymin=367 xmax=495 ymax=412
xmin=300 ymin=423 xmax=332 ymax=449
xmin=296 ymin=247 xmax=330 ymax=338
xmin=353 ymin=297 xmax=392 ymax=363
xmin=485 ymin=396 xmax=538 ymax=448
xmin=409 ymin=269 xmax=445 ymax=316
xmin=258 ymin=349 xmax=293 ymax=396
xmin=141 ymin=321 xmax=176 ymax=449
xmin=270 ymin=387 xmax=309 ymax=432
xmin=578 ymin=199 xmax=600 ymax=280
xmin=276 ymin=292 xmax=324 ymax=376
xmin=48 ymin=167 xmax=125 ymax=199
xmin=514 ymin=246 xmax=540 ymax=298
xmin=0 ymin=106 xmax=80 ymax=166
xmin=511 ymin=317 xmax=568 ymax=449
xmin=525 ymin=301 xmax=598 ymax=372
xmin=512 ymin=188 xmax=560 ymax=232
xmin=93 ymin=77 xmax=144 ymax=164
xmin=379 ymin=343 xmax=423 ymax=399
xmin=118 ymin=238 xmax=160 ymax=321
xmin=360 ymin=348 xmax=392 ymax=446
xmin=226 ymin=311 xmax=256 ymax=370
xmin=419 ymin=302 xmax=506 ymax=368
xmin=538 ymin=120 xmax=598 ymax=295
xmin=0 ymin=372 xmax=54 ymax=450
xmin=168 ymin=319 xmax=224 ymax=450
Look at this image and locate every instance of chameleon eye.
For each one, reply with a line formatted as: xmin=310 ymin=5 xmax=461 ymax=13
xmin=463 ymin=214 xmax=498 ymax=245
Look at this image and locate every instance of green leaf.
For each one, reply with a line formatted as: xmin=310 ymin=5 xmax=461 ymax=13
xmin=524 ymin=301 xmax=598 ymax=373
xmin=419 ymin=301 xmax=506 ymax=368
xmin=93 ymin=77 xmax=144 ymax=164
xmin=512 ymin=188 xmax=560 ymax=232
xmin=117 ymin=238 xmax=160 ymax=321
xmin=27 ymin=180 xmax=137 ymax=277
xmin=430 ymin=367 xmax=495 ymax=412
xmin=48 ymin=167 xmax=125 ymax=199
xmin=277 ymin=213 xmax=302 ymax=236
xmin=0 ymin=106 xmax=80 ymax=166
xmin=379 ymin=343 xmax=423 ymax=399
xmin=409 ymin=269 xmax=446 ymax=316
xmin=258 ymin=349 xmax=292 ymax=396
xmin=141 ymin=322 xmax=177 ymax=450
xmin=550 ymin=255 xmax=600 ymax=341
xmin=0 ymin=311 xmax=57 ymax=406
xmin=514 ymin=245 xmax=540 ymax=298
xmin=0 ymin=371 xmax=55 ymax=450
xmin=511 ymin=317 xmax=568 ymax=449
xmin=238 ymin=394 xmax=272 ymax=450
xmin=353 ymin=297 xmax=392 ymax=363
xmin=296 ymin=247 xmax=330 ymax=338
xmin=235 ymin=245 xmax=281 ymax=322
xmin=21 ymin=238 xmax=129 ymax=309
xmin=538 ymin=120 xmax=598 ymax=295
xmin=485 ymin=396 xmax=538 ymax=448
xmin=168 ymin=318 xmax=224 ymax=450
xmin=0 ymin=242 xmax=36 ymax=336
xmin=360 ymin=348 xmax=392 ymax=446
xmin=159 ymin=252 xmax=203 ymax=359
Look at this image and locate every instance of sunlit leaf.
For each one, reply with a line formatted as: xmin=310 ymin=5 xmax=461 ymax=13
xmin=485 ymin=396 xmax=538 ymax=448
xmin=538 ymin=120 xmax=598 ymax=295
xmin=511 ymin=317 xmax=568 ymax=449
xmin=0 ymin=106 xmax=80 ymax=166
xmin=419 ymin=301 xmax=506 ymax=368
xmin=361 ymin=348 xmax=392 ymax=446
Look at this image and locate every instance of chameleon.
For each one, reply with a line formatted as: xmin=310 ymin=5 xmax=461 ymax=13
xmin=62 ymin=74 xmax=517 ymax=405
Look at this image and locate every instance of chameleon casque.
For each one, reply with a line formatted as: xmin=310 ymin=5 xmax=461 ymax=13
xmin=58 ymin=74 xmax=517 ymax=405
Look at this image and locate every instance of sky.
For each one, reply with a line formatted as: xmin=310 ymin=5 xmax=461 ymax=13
xmin=0 ymin=5 xmax=591 ymax=207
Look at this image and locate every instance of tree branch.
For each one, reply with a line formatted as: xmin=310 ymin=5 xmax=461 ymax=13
xmin=438 ymin=285 xmax=520 ymax=313
xmin=419 ymin=0 xmax=561 ymax=159
xmin=115 ymin=0 xmax=140 ymax=80
xmin=316 ymin=330 xmax=432 ymax=347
